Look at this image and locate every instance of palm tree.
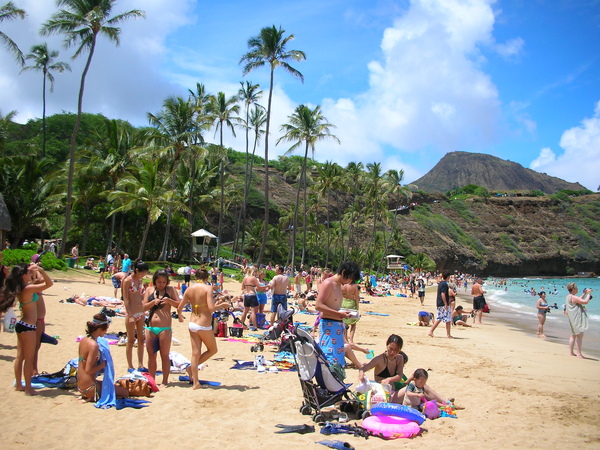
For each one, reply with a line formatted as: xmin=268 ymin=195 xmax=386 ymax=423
xmin=207 ymin=92 xmax=240 ymax=259
xmin=315 ymin=161 xmax=342 ymax=268
xmin=108 ymin=158 xmax=183 ymax=260
xmin=344 ymin=162 xmax=364 ymax=259
xmin=41 ymin=0 xmax=145 ymax=257
xmin=239 ymin=105 xmax=267 ymax=256
xmin=21 ymin=43 xmax=71 ymax=157
xmin=234 ymin=81 xmax=262 ymax=256
xmin=365 ymin=162 xmax=384 ymax=270
xmin=277 ymin=104 xmax=339 ymax=267
xmin=147 ymin=95 xmax=208 ymax=261
xmin=0 ymin=109 xmax=17 ymax=154
xmin=0 ymin=1 xmax=26 ymax=65
xmin=240 ymin=25 xmax=306 ymax=265
xmin=91 ymin=118 xmax=138 ymax=255
xmin=380 ymin=169 xmax=412 ymax=262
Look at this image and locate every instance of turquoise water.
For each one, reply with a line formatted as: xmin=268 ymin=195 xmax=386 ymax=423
xmin=484 ymin=277 xmax=600 ymax=322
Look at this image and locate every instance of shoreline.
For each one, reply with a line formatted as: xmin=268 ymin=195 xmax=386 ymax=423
xmin=454 ymin=291 xmax=600 ymax=359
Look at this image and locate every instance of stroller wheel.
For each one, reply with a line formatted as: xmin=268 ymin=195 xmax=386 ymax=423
xmin=361 ymin=410 xmax=371 ymax=420
xmin=300 ymin=404 xmax=312 ymax=415
xmin=312 ymin=412 xmax=325 ymax=423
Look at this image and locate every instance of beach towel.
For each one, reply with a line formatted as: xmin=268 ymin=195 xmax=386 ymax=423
xmin=95 ymin=336 xmax=116 ymax=409
xmin=364 ymin=311 xmax=390 ymax=316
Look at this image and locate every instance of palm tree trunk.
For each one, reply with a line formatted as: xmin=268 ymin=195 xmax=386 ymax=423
xmin=58 ymin=35 xmax=97 ymax=258
xmin=258 ymin=69 xmax=275 ymax=265
xmin=217 ymin=126 xmax=225 ymax=259
xmin=116 ymin=213 xmax=124 ymax=253
xmin=301 ymin=166 xmax=308 ymax=266
xmin=105 ymin=211 xmax=116 ymax=257
xmin=325 ymin=192 xmax=330 ymax=268
xmin=42 ymin=70 xmax=47 ymax=158
xmin=137 ymin=211 xmax=153 ymax=260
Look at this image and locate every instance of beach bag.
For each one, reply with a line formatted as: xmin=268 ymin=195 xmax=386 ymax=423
xmin=117 ymin=378 xmax=152 ymax=397
xmin=217 ymin=321 xmax=228 ymax=337
xmin=3 ymin=307 xmax=17 ymax=333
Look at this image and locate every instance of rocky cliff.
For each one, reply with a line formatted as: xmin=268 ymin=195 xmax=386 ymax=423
xmin=395 ymin=194 xmax=600 ymax=276
xmin=411 ymin=151 xmax=585 ymax=193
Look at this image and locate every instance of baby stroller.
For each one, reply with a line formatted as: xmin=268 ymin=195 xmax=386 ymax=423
xmin=287 ymin=326 xmax=365 ymax=422
xmin=251 ymin=304 xmax=294 ymax=352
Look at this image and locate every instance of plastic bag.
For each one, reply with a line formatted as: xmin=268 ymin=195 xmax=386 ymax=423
xmin=355 ymin=376 xmax=372 ymax=394
xmin=3 ymin=307 xmax=17 ymax=333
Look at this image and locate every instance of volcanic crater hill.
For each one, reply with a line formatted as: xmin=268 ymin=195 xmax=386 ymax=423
xmin=411 ymin=151 xmax=585 ymax=194
xmin=394 ymin=194 xmax=600 ymax=276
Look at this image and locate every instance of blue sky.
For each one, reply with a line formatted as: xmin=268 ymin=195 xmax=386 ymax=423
xmin=1 ymin=0 xmax=599 ymax=190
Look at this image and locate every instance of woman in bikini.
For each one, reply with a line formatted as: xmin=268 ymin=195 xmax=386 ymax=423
xmin=122 ymin=260 xmax=149 ymax=371
xmin=30 ymin=268 xmax=47 ymax=376
xmin=143 ymin=269 xmax=180 ymax=386
xmin=177 ymin=268 xmax=229 ymax=390
xmin=358 ymin=334 xmax=406 ymax=392
xmin=240 ymin=267 xmax=264 ymax=331
xmin=77 ymin=312 xmax=128 ymax=402
xmin=0 ymin=263 xmax=53 ymax=395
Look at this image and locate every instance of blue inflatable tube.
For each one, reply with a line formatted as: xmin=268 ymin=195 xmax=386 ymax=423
xmin=371 ymin=403 xmax=426 ymax=425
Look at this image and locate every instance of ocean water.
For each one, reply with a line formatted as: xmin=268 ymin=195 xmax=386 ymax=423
xmin=484 ymin=277 xmax=600 ymax=322
xmin=480 ymin=277 xmax=600 ymax=357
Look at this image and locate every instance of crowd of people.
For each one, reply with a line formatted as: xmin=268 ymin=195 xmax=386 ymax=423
xmin=0 ymin=248 xmax=592 ymax=410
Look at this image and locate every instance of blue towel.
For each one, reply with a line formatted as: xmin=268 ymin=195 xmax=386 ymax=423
xmin=116 ymin=398 xmax=151 ymax=410
xmin=95 ymin=337 xmax=117 ymax=409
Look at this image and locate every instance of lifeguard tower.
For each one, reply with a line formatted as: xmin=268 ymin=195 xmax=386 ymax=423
xmin=191 ymin=229 xmax=217 ymax=262
xmin=386 ymin=255 xmax=405 ymax=270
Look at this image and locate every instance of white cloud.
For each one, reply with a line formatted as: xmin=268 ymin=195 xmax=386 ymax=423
xmin=494 ymin=37 xmax=524 ymax=59
xmin=0 ymin=0 xmax=197 ymax=126
xmin=318 ymin=0 xmax=503 ymax=170
xmin=530 ymin=101 xmax=600 ymax=191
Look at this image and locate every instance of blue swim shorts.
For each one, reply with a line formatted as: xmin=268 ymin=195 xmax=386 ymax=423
xmin=319 ymin=319 xmax=345 ymax=366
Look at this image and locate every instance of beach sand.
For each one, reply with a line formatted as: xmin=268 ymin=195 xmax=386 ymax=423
xmin=1 ymin=270 xmax=599 ymax=449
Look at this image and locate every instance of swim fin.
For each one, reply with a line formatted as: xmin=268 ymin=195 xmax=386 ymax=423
xmin=316 ymin=440 xmax=354 ymax=450
xmin=274 ymin=424 xmax=315 ymax=434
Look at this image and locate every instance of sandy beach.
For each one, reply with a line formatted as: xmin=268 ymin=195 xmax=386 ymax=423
xmin=1 ymin=270 xmax=599 ymax=449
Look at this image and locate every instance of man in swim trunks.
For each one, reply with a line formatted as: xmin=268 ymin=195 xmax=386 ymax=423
xmin=315 ymin=262 xmax=361 ymax=367
xmin=471 ymin=278 xmax=486 ymax=324
xmin=428 ymin=271 xmax=453 ymax=339
xmin=269 ymin=265 xmax=291 ymax=325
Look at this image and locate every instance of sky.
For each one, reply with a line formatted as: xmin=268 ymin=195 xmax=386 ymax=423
xmin=1 ymin=0 xmax=599 ymax=190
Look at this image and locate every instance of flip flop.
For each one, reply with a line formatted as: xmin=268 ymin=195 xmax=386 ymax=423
xmin=274 ymin=424 xmax=315 ymax=434
xmin=316 ymin=440 xmax=354 ymax=450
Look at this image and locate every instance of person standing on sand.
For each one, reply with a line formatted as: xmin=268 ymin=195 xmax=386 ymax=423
xmin=122 ymin=260 xmax=149 ymax=371
xmin=428 ymin=271 xmax=453 ymax=339
xmin=471 ymin=278 xmax=486 ymax=324
xmin=294 ymin=271 xmax=303 ymax=294
xmin=121 ymin=254 xmax=132 ymax=274
xmin=315 ymin=262 xmax=361 ymax=366
xmin=0 ymin=263 xmax=53 ymax=395
xmin=143 ymin=270 xmax=180 ymax=387
xmin=71 ymin=244 xmax=79 ymax=267
xmin=341 ymin=281 xmax=361 ymax=344
xmin=177 ymin=268 xmax=230 ymax=390
xmin=417 ymin=278 xmax=426 ymax=306
xmin=565 ymin=282 xmax=592 ymax=358
xmin=536 ymin=291 xmax=550 ymax=338
xmin=269 ymin=265 xmax=291 ymax=324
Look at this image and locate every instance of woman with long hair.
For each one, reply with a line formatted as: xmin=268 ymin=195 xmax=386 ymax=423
xmin=143 ymin=269 xmax=180 ymax=386
xmin=78 ymin=312 xmax=128 ymax=402
xmin=177 ymin=268 xmax=229 ymax=390
xmin=122 ymin=260 xmax=149 ymax=371
xmin=0 ymin=263 xmax=53 ymax=395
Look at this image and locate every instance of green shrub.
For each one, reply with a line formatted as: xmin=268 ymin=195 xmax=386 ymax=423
xmin=1 ymin=249 xmax=35 ymax=266
xmin=40 ymin=252 xmax=67 ymax=270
